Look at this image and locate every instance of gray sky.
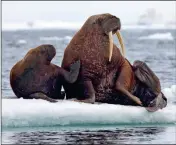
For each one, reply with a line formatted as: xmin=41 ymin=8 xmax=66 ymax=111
xmin=2 ymin=1 xmax=176 ymax=24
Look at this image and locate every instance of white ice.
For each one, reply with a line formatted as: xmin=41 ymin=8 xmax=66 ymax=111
xmin=2 ymin=85 xmax=176 ymax=128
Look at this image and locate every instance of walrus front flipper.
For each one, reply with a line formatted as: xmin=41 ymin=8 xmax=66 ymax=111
xmin=29 ymin=92 xmax=58 ymax=103
xmin=63 ymin=60 xmax=80 ymax=83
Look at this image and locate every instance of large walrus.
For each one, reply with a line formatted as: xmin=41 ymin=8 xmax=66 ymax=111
xmin=10 ymin=44 xmax=80 ymax=102
xmin=61 ymin=13 xmax=167 ymax=111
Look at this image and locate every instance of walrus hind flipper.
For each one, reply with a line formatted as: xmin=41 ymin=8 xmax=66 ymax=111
xmin=66 ymin=60 xmax=80 ymax=83
xmin=29 ymin=92 xmax=58 ymax=103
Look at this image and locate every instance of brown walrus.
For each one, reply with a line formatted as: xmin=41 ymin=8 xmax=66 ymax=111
xmin=61 ymin=13 xmax=167 ymax=111
xmin=10 ymin=44 xmax=80 ymax=102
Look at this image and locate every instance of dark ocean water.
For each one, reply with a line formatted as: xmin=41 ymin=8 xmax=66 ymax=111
xmin=2 ymin=28 xmax=176 ymax=144
xmin=2 ymin=126 xmax=176 ymax=144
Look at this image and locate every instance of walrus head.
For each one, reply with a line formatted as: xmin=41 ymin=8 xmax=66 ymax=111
xmin=23 ymin=44 xmax=56 ymax=65
xmin=133 ymin=60 xmax=167 ymax=112
xmin=146 ymin=92 xmax=167 ymax=112
xmin=36 ymin=44 xmax=56 ymax=62
xmin=83 ymin=13 xmax=125 ymax=62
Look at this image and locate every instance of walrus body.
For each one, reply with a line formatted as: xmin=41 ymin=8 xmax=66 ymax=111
xmin=62 ymin=14 xmax=126 ymax=102
xmin=10 ymin=44 xmax=80 ymax=102
xmin=61 ymin=13 xmax=167 ymax=111
xmin=61 ymin=14 xmax=137 ymax=103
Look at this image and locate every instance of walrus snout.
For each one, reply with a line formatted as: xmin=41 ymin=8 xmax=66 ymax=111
xmin=146 ymin=92 xmax=167 ymax=112
xmin=103 ymin=16 xmax=125 ymax=61
xmin=45 ymin=44 xmax=56 ymax=61
xmin=102 ymin=15 xmax=121 ymax=35
xmin=96 ymin=14 xmax=125 ymax=61
xmin=39 ymin=44 xmax=56 ymax=61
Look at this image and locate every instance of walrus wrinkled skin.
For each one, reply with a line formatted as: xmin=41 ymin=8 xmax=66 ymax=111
xmin=132 ymin=60 xmax=167 ymax=112
xmin=61 ymin=13 xmax=167 ymax=111
xmin=10 ymin=44 xmax=80 ymax=102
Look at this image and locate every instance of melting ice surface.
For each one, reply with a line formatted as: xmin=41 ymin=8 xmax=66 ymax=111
xmin=2 ymin=85 xmax=176 ymax=128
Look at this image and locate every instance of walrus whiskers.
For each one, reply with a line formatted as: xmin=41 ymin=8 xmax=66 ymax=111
xmin=116 ymin=30 xmax=125 ymax=57
xmin=108 ymin=31 xmax=113 ymax=62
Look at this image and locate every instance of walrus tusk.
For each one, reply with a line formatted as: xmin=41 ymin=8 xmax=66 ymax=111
xmin=108 ymin=31 xmax=113 ymax=62
xmin=116 ymin=30 xmax=125 ymax=56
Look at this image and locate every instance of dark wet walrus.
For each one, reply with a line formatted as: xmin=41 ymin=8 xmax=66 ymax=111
xmin=61 ymin=13 xmax=167 ymax=111
xmin=10 ymin=44 xmax=80 ymax=102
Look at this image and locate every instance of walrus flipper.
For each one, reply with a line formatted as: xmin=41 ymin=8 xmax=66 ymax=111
xmin=63 ymin=60 xmax=80 ymax=83
xmin=29 ymin=92 xmax=58 ymax=103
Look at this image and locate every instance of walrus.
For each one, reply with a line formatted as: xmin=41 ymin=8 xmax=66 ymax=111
xmin=132 ymin=60 xmax=167 ymax=112
xmin=100 ymin=59 xmax=167 ymax=112
xmin=10 ymin=44 xmax=80 ymax=102
xmin=61 ymin=13 xmax=167 ymax=111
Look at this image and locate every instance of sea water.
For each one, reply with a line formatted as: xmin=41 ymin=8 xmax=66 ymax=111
xmin=2 ymin=26 xmax=176 ymax=144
